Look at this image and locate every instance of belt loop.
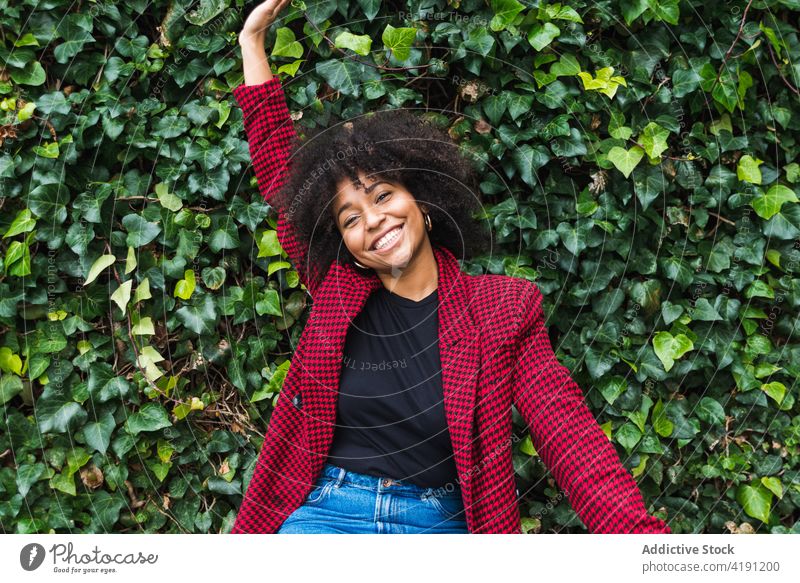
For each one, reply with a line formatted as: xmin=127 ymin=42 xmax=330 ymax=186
xmin=334 ymin=466 xmax=345 ymax=488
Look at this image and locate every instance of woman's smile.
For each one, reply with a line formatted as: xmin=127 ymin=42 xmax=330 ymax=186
xmin=370 ymin=223 xmax=404 ymax=254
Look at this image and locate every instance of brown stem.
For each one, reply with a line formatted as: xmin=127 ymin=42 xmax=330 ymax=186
xmin=710 ymin=0 xmax=756 ymax=93
xmin=766 ymin=41 xmax=800 ymax=96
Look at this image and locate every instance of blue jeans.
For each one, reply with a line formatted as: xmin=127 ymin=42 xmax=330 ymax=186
xmin=277 ymin=463 xmax=469 ymax=534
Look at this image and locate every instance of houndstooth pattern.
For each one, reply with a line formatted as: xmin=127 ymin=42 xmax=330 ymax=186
xmin=228 ymin=76 xmax=672 ymax=535
xmin=232 ymin=77 xmax=325 ymax=295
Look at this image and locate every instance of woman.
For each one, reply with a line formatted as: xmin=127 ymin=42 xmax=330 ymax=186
xmin=230 ymin=0 xmax=672 ymax=534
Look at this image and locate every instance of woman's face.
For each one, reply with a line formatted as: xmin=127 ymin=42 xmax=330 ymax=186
xmin=332 ymin=170 xmax=430 ymax=272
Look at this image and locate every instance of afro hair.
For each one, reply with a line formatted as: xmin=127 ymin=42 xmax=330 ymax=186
xmin=273 ymin=106 xmax=493 ymax=286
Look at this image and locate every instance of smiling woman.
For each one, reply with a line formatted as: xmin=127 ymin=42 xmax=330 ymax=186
xmin=229 ymin=0 xmax=673 ymax=536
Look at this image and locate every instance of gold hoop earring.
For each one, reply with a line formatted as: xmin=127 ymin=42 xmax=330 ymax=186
xmin=353 ymin=259 xmax=368 ymax=269
xmin=424 ymin=212 xmax=432 ymax=231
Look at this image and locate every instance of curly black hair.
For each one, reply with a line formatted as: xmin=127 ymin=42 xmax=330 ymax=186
xmin=273 ymin=107 xmax=493 ymax=286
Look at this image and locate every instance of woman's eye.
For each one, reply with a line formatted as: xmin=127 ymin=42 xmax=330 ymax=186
xmin=342 ymin=192 xmax=390 ymax=227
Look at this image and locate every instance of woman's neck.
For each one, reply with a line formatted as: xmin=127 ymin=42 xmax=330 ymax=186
xmin=376 ymin=241 xmax=439 ymax=302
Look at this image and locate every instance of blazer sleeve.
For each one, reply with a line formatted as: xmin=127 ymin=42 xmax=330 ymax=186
xmin=511 ymin=281 xmax=671 ymax=534
xmin=231 ymin=76 xmax=323 ymax=297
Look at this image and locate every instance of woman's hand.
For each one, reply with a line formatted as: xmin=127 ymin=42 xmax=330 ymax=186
xmin=239 ymin=0 xmax=292 ymax=48
xmin=239 ymin=0 xmax=292 ymax=85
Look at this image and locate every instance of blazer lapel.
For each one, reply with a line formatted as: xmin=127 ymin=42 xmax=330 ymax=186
xmin=303 ymin=246 xmax=480 ymax=501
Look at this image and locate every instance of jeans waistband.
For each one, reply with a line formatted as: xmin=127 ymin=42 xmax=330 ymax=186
xmin=319 ymin=463 xmax=463 ymax=499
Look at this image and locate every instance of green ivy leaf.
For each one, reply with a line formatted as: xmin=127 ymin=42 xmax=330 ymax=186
xmin=155 ymin=183 xmax=182 ymax=211
xmin=123 ymin=215 xmax=162 ymax=247
xmin=761 ymin=476 xmax=783 ymax=499
xmin=50 ymin=470 xmax=76 ymax=496
xmin=81 ymin=413 xmax=116 ymax=454
xmin=315 ymin=58 xmax=363 ymax=97
xmin=652 ymin=399 xmax=674 ymax=437
xmin=577 ymin=67 xmax=627 ymax=98
xmin=91 ymin=491 xmax=126 ymax=530
xmin=4 ymin=209 xmax=36 ymax=238
xmin=760 ymin=382 xmax=786 ymax=406
xmin=672 ymin=68 xmax=701 ymax=98
xmin=546 ymin=4 xmax=584 ymax=23
xmin=512 ymin=144 xmax=550 ymax=186
xmin=490 ymin=0 xmax=526 ymax=32
xmin=255 ymin=288 xmax=283 ymax=317
xmin=16 ymin=463 xmax=46 ymax=497
xmin=519 ymin=433 xmax=538 ymax=456
xmin=257 ymin=230 xmax=283 ymax=258
xmin=0 ymin=374 xmax=23 ymax=405
xmin=750 ymin=184 xmax=798 ymax=220
xmin=691 ymin=298 xmax=722 ymax=321
xmin=653 ymin=331 xmax=694 ymax=372
xmin=616 ymin=422 xmax=642 ymax=451
xmin=696 ymin=397 xmax=726 ymax=424
xmin=125 ymin=403 xmax=172 ymax=435
xmin=598 ymin=376 xmax=628 ymax=406
xmin=37 ymin=396 xmax=88 ymax=434
xmin=737 ymin=154 xmax=763 ymax=184
xmin=110 ymin=280 xmax=132 ymax=315
xmin=202 ymin=266 xmax=226 ymax=290
xmin=382 ymin=25 xmax=417 ymax=61
xmin=87 ymin=363 xmax=132 ymax=403
xmin=175 ymin=294 xmax=219 ymax=335
xmin=638 ymin=122 xmax=670 ymax=158
xmin=527 ymin=22 xmax=560 ymax=51
xmin=272 ymin=27 xmax=304 ymax=58
xmin=333 ymin=31 xmax=373 ymax=56
xmin=647 ymin=0 xmax=680 ymax=25
xmin=10 ymin=61 xmax=46 ymax=85
xmin=28 ymin=183 xmax=68 ymax=224
xmin=54 ymin=15 xmax=95 ymax=64
xmin=736 ymin=482 xmax=772 ymax=523
xmin=620 ymin=0 xmax=648 ymax=25
xmin=550 ymin=54 xmax=580 ymax=77
xmin=661 ymin=301 xmax=684 ymax=325
xmin=184 ymin=0 xmax=227 ymax=25
xmin=607 ymin=146 xmax=644 ymax=178
xmin=174 ymin=269 xmax=197 ymax=300
xmin=131 ymin=316 xmax=155 ymax=335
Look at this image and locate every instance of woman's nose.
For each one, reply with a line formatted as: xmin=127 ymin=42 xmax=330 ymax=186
xmin=363 ymin=207 xmax=384 ymax=230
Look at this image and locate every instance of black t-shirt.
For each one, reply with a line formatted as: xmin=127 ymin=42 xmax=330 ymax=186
xmin=325 ymin=286 xmax=458 ymax=489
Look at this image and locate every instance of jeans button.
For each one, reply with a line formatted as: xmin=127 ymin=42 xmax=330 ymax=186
xmin=382 ymin=478 xmax=391 ymax=486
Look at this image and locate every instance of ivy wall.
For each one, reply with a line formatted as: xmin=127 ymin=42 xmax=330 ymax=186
xmin=1 ymin=0 xmax=799 ymax=533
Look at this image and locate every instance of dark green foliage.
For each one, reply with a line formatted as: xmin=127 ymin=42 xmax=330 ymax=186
xmin=1 ymin=0 xmax=799 ymax=534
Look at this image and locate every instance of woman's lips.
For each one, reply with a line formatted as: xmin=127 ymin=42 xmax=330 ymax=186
xmin=371 ymin=224 xmax=404 ymax=254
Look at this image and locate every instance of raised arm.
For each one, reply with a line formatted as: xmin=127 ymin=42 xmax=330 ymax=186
xmin=232 ymin=0 xmax=323 ymax=297
xmin=511 ymin=281 xmax=671 ymax=534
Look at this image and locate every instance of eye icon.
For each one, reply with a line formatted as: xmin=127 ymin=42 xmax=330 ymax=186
xmin=20 ymin=543 xmax=46 ymax=571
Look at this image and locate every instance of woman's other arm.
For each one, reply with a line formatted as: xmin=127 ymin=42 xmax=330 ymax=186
xmin=232 ymin=0 xmax=323 ymax=297
xmin=511 ymin=281 xmax=671 ymax=534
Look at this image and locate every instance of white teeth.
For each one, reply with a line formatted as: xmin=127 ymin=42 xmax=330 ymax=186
xmin=374 ymin=226 xmax=402 ymax=250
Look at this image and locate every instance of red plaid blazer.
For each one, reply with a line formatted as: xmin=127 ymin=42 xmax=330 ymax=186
xmin=229 ymin=77 xmax=671 ymax=534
